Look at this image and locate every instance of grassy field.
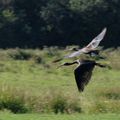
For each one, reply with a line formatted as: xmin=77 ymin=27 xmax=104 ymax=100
xmin=0 ymin=47 xmax=119 ymax=119
xmin=0 ymin=113 xmax=120 ymax=120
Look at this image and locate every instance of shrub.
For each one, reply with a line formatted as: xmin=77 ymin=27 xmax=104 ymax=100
xmin=0 ymin=85 xmax=29 ymax=113
xmin=89 ymin=87 xmax=120 ymax=113
xmin=50 ymin=93 xmax=82 ymax=114
xmin=51 ymin=95 xmax=67 ymax=114
xmin=33 ymin=55 xmax=43 ymax=64
xmin=8 ymin=49 xmax=33 ymax=60
xmin=97 ymin=88 xmax=120 ymax=100
xmin=0 ymin=99 xmax=28 ymax=113
xmin=67 ymin=101 xmax=82 ymax=113
xmin=91 ymin=100 xmax=120 ymax=113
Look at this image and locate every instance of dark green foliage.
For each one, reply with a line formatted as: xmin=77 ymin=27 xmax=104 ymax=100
xmin=50 ymin=94 xmax=82 ymax=114
xmin=0 ymin=0 xmax=119 ymax=48
xmin=8 ymin=49 xmax=33 ymax=60
xmin=0 ymin=99 xmax=28 ymax=113
xmin=105 ymin=93 xmax=120 ymax=100
xmin=33 ymin=55 xmax=43 ymax=64
xmin=51 ymin=96 xmax=67 ymax=114
xmin=97 ymin=88 xmax=120 ymax=100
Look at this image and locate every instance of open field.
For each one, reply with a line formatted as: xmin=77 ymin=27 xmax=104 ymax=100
xmin=0 ymin=47 xmax=119 ymax=119
xmin=0 ymin=113 xmax=120 ymax=120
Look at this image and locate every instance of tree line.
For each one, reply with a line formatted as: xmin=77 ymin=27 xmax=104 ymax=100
xmin=0 ymin=0 xmax=119 ymax=48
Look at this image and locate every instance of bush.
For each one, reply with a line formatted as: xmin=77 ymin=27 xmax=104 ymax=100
xmin=50 ymin=93 xmax=82 ymax=114
xmin=0 ymin=85 xmax=29 ymax=113
xmin=33 ymin=55 xmax=43 ymax=64
xmin=96 ymin=88 xmax=120 ymax=100
xmin=91 ymin=100 xmax=120 ymax=113
xmin=0 ymin=99 xmax=28 ymax=113
xmin=89 ymin=87 xmax=120 ymax=113
xmin=8 ymin=49 xmax=33 ymax=60
xmin=51 ymin=95 xmax=67 ymax=114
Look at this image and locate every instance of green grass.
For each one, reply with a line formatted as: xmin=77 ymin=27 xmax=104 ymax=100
xmin=0 ymin=48 xmax=119 ymax=114
xmin=0 ymin=113 xmax=120 ymax=120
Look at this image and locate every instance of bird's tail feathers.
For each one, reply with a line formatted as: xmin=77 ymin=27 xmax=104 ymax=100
xmin=77 ymin=83 xmax=85 ymax=92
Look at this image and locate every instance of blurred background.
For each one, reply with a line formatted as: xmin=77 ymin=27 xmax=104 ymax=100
xmin=0 ymin=0 xmax=119 ymax=48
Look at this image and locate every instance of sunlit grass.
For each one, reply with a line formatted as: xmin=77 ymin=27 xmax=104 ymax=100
xmin=0 ymin=48 xmax=119 ymax=113
xmin=0 ymin=112 xmax=120 ymax=120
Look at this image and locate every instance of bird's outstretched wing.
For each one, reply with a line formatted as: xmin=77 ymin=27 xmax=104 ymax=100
xmin=64 ymin=49 xmax=84 ymax=58
xmin=53 ymin=28 xmax=107 ymax=62
xmin=53 ymin=49 xmax=84 ymax=62
xmin=74 ymin=63 xmax=95 ymax=92
xmin=86 ymin=28 xmax=107 ymax=49
xmin=64 ymin=28 xmax=107 ymax=58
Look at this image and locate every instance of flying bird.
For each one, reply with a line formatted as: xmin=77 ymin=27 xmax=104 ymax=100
xmin=59 ymin=60 xmax=107 ymax=92
xmin=53 ymin=28 xmax=107 ymax=63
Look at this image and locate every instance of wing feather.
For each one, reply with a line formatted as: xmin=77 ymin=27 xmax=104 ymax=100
xmin=64 ymin=28 xmax=107 ymax=58
xmin=64 ymin=50 xmax=83 ymax=58
xmin=53 ymin=28 xmax=107 ymax=62
xmin=86 ymin=28 xmax=107 ymax=49
xmin=74 ymin=63 xmax=95 ymax=92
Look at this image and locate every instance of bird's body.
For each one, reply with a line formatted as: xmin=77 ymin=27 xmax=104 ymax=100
xmin=59 ymin=60 xmax=106 ymax=92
